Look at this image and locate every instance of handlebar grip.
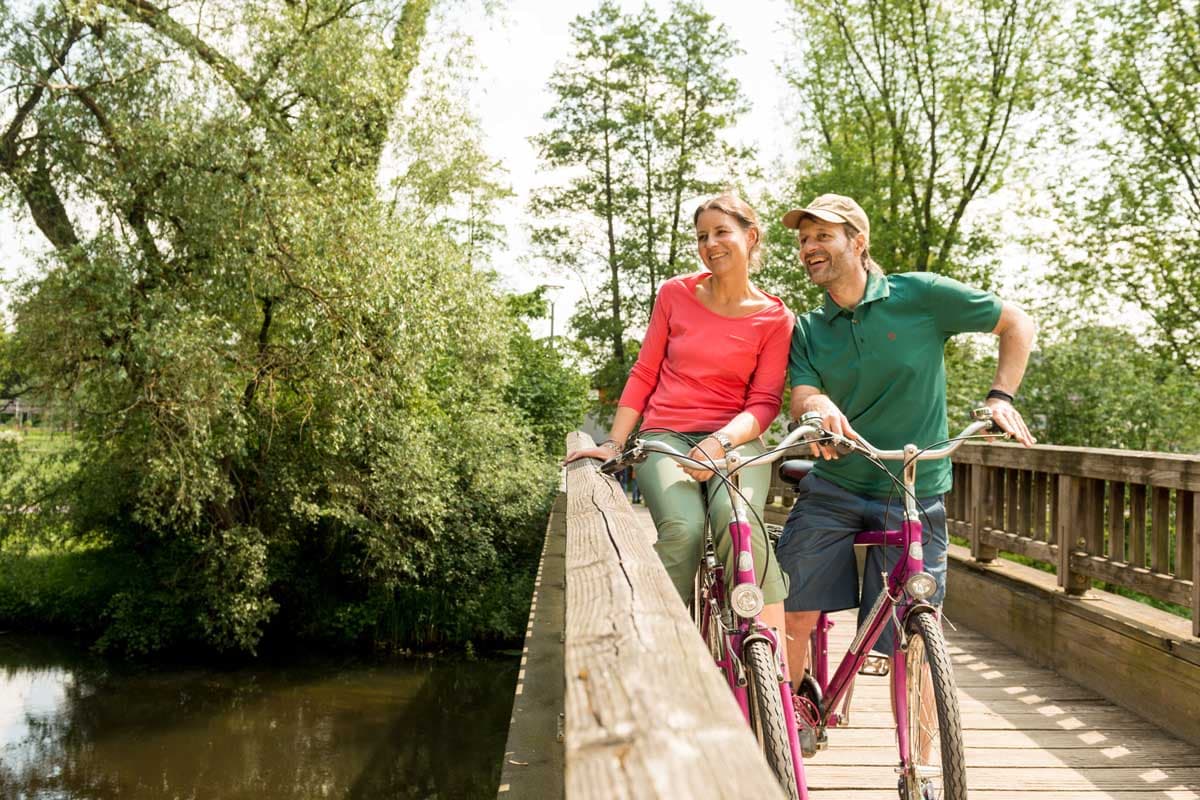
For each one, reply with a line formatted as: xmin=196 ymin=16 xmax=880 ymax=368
xmin=833 ymin=435 xmax=856 ymax=455
xmin=599 ymin=456 xmax=624 ymax=476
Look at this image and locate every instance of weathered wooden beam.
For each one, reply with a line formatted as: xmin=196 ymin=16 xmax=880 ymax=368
xmin=499 ymin=491 xmax=567 ymax=798
xmin=970 ymin=462 xmax=997 ymax=562
xmin=562 ymin=432 xmax=786 ymax=799
xmin=1129 ymin=484 xmax=1147 ymax=569
xmin=952 ymin=442 xmax=1200 ymax=491
xmin=1151 ymin=487 xmax=1171 ymax=574
xmin=1069 ymin=555 xmax=1191 ymax=607
xmin=1107 ymin=481 xmax=1126 ymax=564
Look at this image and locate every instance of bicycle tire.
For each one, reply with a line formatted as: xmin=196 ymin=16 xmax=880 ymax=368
xmin=899 ymin=610 xmax=967 ymax=800
xmin=744 ymin=638 xmax=800 ymax=800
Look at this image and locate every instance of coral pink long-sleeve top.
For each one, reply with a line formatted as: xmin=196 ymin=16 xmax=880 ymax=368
xmin=618 ymin=272 xmax=794 ymax=435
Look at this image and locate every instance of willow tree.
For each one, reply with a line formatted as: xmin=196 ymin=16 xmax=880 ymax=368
xmin=0 ymin=0 xmax=557 ymax=655
xmin=765 ymin=0 xmax=1055 ymax=303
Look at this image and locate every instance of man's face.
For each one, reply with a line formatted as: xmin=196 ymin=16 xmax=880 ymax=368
xmin=796 ymin=217 xmax=861 ymax=287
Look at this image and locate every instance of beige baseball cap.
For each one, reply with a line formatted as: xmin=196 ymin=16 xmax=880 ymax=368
xmin=782 ymin=194 xmax=870 ymax=244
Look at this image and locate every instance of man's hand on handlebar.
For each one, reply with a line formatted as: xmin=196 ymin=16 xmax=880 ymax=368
xmin=802 ymin=403 xmax=862 ymax=461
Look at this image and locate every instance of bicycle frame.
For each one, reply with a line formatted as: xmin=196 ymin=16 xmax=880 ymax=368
xmin=805 ymin=495 xmax=932 ymax=767
xmin=695 ymin=454 xmax=808 ymax=800
xmin=793 ymin=419 xmax=995 ymax=793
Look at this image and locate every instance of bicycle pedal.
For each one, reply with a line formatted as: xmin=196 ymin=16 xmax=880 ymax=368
xmin=858 ymin=654 xmax=890 ymax=676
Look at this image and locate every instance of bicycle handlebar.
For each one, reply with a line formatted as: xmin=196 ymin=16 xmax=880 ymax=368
xmin=597 ymin=407 xmax=1007 ymax=476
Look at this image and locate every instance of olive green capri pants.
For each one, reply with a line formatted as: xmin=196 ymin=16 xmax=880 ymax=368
xmin=637 ymin=431 xmax=789 ymax=605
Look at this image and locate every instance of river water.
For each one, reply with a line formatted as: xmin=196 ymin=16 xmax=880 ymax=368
xmin=0 ymin=635 xmax=519 ymax=799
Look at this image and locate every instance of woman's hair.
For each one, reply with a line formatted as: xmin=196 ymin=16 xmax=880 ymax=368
xmin=692 ymin=193 xmax=763 ymax=271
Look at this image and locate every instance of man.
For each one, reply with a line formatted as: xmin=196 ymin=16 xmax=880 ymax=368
xmin=775 ymin=194 xmax=1036 ymax=761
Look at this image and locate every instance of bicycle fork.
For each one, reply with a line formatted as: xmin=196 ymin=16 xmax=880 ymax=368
xmin=723 ymin=478 xmax=808 ymax=799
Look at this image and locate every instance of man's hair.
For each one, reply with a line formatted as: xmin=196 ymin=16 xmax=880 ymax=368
xmin=693 ymin=193 xmax=763 ymax=271
xmin=842 ymin=222 xmax=884 ymax=275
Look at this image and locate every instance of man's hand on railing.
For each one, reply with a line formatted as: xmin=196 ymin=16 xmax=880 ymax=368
xmin=983 ymin=396 xmax=1036 ymax=447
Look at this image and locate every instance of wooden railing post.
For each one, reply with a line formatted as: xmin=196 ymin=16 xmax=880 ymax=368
xmin=969 ymin=463 xmax=998 ymax=562
xmin=1186 ymin=490 xmax=1200 ymax=638
xmin=1057 ymin=474 xmax=1089 ymax=595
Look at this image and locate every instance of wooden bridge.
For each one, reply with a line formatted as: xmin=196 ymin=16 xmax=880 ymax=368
xmin=499 ymin=433 xmax=1200 ymax=799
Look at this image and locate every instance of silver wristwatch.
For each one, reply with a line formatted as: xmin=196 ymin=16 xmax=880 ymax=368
xmin=710 ymin=431 xmax=734 ymax=451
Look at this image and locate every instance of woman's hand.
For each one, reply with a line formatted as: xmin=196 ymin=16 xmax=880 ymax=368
xmin=562 ymin=445 xmax=619 ymax=466
xmin=682 ymin=436 xmax=725 ymax=482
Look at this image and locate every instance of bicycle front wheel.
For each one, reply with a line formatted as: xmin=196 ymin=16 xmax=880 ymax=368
xmin=744 ymin=638 xmax=800 ymax=800
xmin=900 ymin=610 xmax=966 ymax=800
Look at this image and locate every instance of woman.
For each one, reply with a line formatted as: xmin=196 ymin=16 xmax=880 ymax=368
xmin=565 ymin=193 xmax=793 ymax=651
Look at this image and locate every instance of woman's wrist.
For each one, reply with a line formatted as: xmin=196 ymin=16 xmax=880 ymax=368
xmin=600 ymin=438 xmax=622 ymax=452
xmin=709 ymin=431 xmax=734 ymax=451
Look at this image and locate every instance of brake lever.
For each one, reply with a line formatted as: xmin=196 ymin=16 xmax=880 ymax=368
xmin=598 ymin=456 xmax=624 ymax=476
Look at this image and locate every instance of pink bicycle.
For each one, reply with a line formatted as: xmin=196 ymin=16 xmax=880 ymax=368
xmin=776 ymin=408 xmax=1006 ymax=800
xmin=601 ymin=435 xmax=807 ymax=799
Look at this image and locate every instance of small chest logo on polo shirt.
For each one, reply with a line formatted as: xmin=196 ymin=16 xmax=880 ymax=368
xmin=887 ymin=332 xmax=897 ymax=341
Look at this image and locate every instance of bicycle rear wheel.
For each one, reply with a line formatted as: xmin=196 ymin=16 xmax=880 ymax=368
xmin=899 ymin=610 xmax=966 ymax=800
xmin=744 ymin=638 xmax=800 ymax=800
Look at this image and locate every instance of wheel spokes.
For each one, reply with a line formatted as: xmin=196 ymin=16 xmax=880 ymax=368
xmin=906 ymin=634 xmax=942 ymax=791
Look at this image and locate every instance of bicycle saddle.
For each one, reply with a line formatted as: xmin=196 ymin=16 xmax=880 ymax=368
xmin=778 ymin=459 xmax=814 ymax=487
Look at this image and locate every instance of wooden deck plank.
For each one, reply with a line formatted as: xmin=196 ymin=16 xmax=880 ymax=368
xmin=811 ymin=793 xmax=1200 ymax=799
xmin=811 ymin=744 xmax=1200 ymax=768
xmin=800 ymin=609 xmax=1200 ymax=797
xmin=805 ymin=766 xmax=1200 ymax=790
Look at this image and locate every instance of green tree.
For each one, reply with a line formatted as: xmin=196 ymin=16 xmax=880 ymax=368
xmin=531 ymin=0 xmax=748 ymax=413
xmin=387 ymin=34 xmax=512 ymax=270
xmin=764 ymin=0 xmax=1055 ymax=301
xmin=0 ymin=0 xmax=555 ymax=656
xmin=1020 ymin=326 xmax=1200 ymax=451
xmin=503 ymin=289 xmax=589 ymax=457
xmin=531 ymin=1 xmax=630 ymax=373
xmin=1050 ymin=0 xmax=1200 ymax=371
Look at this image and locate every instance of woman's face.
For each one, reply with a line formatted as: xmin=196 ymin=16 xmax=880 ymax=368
xmin=695 ymin=209 xmax=755 ymax=275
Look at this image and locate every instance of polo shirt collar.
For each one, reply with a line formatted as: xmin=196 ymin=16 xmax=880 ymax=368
xmin=821 ymin=270 xmax=890 ymax=322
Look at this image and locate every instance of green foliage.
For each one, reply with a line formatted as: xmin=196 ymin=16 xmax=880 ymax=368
xmin=1049 ymin=0 xmax=1200 ymax=371
xmin=0 ymin=0 xmax=561 ymax=657
xmin=943 ymin=337 xmax=1000 ymax=428
xmin=1019 ymin=326 xmax=1200 ymax=451
xmin=770 ymin=0 xmax=1055 ymax=290
xmin=530 ymin=0 xmax=750 ymax=409
xmin=503 ymin=291 xmax=589 ymax=457
xmin=387 ymin=30 xmax=513 ymax=269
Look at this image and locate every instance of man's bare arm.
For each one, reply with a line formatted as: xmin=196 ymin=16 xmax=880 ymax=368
xmin=987 ymin=302 xmax=1037 ymax=446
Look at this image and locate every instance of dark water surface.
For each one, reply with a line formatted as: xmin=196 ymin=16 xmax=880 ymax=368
xmin=0 ymin=635 xmax=518 ymax=799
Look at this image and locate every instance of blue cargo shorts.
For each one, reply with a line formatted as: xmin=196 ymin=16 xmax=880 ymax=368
xmin=775 ymin=473 xmax=947 ymax=655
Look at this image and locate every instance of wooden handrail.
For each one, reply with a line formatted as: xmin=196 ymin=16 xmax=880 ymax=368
xmin=766 ymin=440 xmax=1200 ymax=637
xmin=562 ymin=431 xmax=786 ymax=799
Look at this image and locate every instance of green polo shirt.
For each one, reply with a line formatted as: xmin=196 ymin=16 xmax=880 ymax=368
xmin=789 ymin=271 xmax=1002 ymax=498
